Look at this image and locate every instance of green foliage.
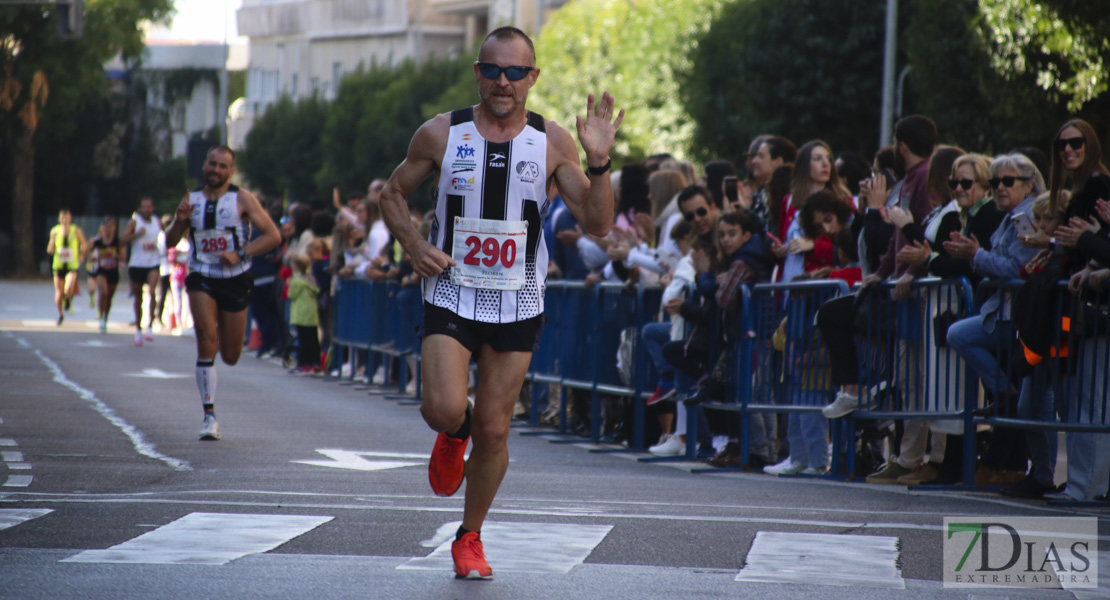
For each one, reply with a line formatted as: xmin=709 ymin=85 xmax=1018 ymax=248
xmin=979 ymin=0 xmax=1110 ymax=112
xmin=531 ymin=0 xmax=723 ymax=162
xmin=228 ymin=70 xmax=246 ymax=103
xmin=315 ymin=54 xmax=476 ymax=209
xmin=238 ymin=94 xmax=329 ymax=203
xmin=903 ymin=0 xmax=1066 ymax=153
xmin=683 ymin=0 xmax=886 ymax=164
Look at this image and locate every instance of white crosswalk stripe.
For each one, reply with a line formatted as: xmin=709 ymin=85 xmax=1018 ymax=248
xmin=0 ymin=508 xmax=53 ymax=531
xmin=737 ymin=531 xmax=904 ymax=588
xmin=61 ymin=512 xmax=333 ymax=565
xmin=398 ymin=520 xmax=613 ymax=575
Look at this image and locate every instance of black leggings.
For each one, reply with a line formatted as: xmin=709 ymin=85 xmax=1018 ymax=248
xmin=816 ymin=294 xmax=859 ymax=387
xmin=296 ymin=325 xmax=320 ymax=369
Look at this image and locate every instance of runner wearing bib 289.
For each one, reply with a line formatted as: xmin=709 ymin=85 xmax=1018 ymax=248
xmin=379 ymin=26 xmax=623 ymax=581
xmin=165 ymin=145 xmax=280 ymax=441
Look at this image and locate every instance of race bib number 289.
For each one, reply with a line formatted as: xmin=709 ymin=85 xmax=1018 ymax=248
xmin=450 ymin=217 xmax=527 ymax=290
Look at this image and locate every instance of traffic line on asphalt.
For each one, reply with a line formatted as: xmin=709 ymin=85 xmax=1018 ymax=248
xmin=398 ymin=520 xmax=613 ymax=575
xmin=2 ymin=476 xmax=33 ymax=487
xmin=737 ymin=531 xmax=904 ymax=588
xmin=14 ymin=335 xmax=191 ymax=472
xmin=292 ymin=449 xmax=429 ymax=472
xmin=62 ymin=512 xmax=334 ymax=565
xmin=0 ymin=508 xmax=52 ymax=530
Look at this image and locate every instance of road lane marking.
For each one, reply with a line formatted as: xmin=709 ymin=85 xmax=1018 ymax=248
xmin=0 ymin=439 xmax=15 ymax=446
xmin=2 ymin=451 xmax=24 ymax=462
xmin=737 ymin=531 xmax=904 ymax=588
xmin=398 ymin=520 xmax=613 ymax=574
xmin=3 ymin=476 xmax=33 ymax=487
xmin=123 ymin=368 xmax=189 ymax=379
xmin=292 ymin=449 xmax=429 ymax=472
xmin=62 ymin=512 xmax=333 ymax=565
xmin=13 ymin=336 xmax=191 ymax=472
xmin=0 ymin=508 xmax=52 ymax=530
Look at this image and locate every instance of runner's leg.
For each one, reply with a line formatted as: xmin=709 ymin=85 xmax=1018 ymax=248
xmin=190 ymin=291 xmax=220 ymax=405
xmin=460 ymin=346 xmax=532 ymax=533
xmin=419 ymin=334 xmax=473 ymax=434
xmin=145 ymin=269 xmax=160 ymax=337
xmin=216 ymin=307 xmax=249 ymax=366
xmin=53 ymin=275 xmax=65 ymax=319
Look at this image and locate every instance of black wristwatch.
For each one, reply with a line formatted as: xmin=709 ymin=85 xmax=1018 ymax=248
xmin=236 ymin=248 xmax=247 ymax=260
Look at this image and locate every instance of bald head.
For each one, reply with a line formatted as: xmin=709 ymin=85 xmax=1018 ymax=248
xmin=478 ymin=26 xmax=536 ymax=66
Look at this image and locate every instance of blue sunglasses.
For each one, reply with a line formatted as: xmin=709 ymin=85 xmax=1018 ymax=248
xmin=475 ymin=62 xmax=535 ymax=82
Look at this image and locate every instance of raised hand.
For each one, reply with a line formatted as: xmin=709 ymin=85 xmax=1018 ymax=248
xmin=575 ymin=91 xmax=625 ymax=166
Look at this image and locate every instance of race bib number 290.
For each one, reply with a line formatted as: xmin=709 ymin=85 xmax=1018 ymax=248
xmin=450 ymin=217 xmax=527 ymax=290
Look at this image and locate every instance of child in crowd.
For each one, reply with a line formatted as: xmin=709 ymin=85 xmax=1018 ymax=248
xmin=767 ymin=316 xmax=832 ymax=475
xmin=307 ymin=238 xmax=332 ymax=365
xmin=288 ymin=253 xmax=320 ymax=375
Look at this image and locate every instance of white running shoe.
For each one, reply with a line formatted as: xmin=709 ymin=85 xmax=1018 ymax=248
xmin=134 ymin=330 xmax=143 ymax=346
xmin=99 ymin=317 xmax=107 ymax=334
xmin=648 ymin=434 xmax=686 ymax=457
xmin=763 ymin=457 xmax=805 ymax=476
xmin=821 ymin=390 xmax=860 ymax=418
xmin=144 ymin=326 xmax=154 ymax=341
xmin=199 ymin=414 xmax=220 ymax=440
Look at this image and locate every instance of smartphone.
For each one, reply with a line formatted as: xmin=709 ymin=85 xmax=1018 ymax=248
xmin=723 ymin=176 xmax=739 ymax=203
xmin=880 ymin=168 xmax=895 ymax=189
xmin=1011 ymin=212 xmax=1036 ymax=237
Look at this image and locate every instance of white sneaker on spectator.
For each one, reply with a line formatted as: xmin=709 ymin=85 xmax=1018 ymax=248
xmin=801 ymin=466 xmax=828 ymax=475
xmin=649 ymin=434 xmax=685 ymax=457
xmin=821 ymin=390 xmax=860 ymax=418
xmin=371 ymin=365 xmax=386 ymax=385
xmin=764 ymin=457 xmax=805 ymax=476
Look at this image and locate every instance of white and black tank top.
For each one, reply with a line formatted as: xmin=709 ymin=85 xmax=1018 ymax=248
xmin=424 ymin=108 xmax=550 ymax=323
xmin=187 ymin=185 xmax=251 ymax=279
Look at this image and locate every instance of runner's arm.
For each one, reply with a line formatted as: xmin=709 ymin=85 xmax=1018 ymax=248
xmin=236 ymin=189 xmax=282 ymax=258
xmin=75 ymin=228 xmax=88 ymax=264
xmin=551 ymin=92 xmax=623 ymax=237
xmin=380 ymin=115 xmax=455 ymax=278
xmin=120 ymin=219 xmax=140 ymax=245
xmin=165 ymin=192 xmax=193 ymax=248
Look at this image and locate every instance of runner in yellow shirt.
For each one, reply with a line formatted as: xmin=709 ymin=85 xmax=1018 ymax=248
xmin=46 ymin=209 xmax=87 ymax=326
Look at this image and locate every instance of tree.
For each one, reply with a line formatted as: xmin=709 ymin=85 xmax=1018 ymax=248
xmin=902 ymin=0 xmax=1067 ymax=153
xmin=238 ymin=94 xmax=329 ymax=203
xmin=315 ymin=54 xmax=476 ymax=210
xmin=1 ymin=0 xmax=173 ymax=276
xmin=682 ymin=0 xmax=887 ymax=165
xmin=531 ymin=0 xmax=723 ymax=162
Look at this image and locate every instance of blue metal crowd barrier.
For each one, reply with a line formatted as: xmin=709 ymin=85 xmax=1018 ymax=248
xmin=329 ymin=273 xmax=1110 ymax=490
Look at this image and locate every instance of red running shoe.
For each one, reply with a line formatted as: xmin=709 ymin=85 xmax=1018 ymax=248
xmin=428 ymin=432 xmax=467 ymax=496
xmin=452 ymin=531 xmax=493 ymax=579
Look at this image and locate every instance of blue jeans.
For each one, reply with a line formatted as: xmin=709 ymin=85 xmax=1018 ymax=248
xmin=641 ymin=321 xmax=674 ymax=381
xmin=786 ymin=385 xmax=830 ymax=469
xmin=947 ymin=316 xmax=1013 ymax=396
xmin=1062 ymin=337 xmax=1110 ymax=500
xmin=1017 ymin=367 xmax=1060 ymax=486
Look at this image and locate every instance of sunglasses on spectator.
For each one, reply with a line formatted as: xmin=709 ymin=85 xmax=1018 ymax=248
xmin=475 ymin=62 xmax=535 ymax=82
xmin=948 ymin=178 xmax=975 ymax=191
xmin=1054 ymin=136 xmax=1085 ymax=153
xmin=683 ymin=207 xmax=709 ymax=221
xmin=988 ymin=176 xmax=1031 ymax=189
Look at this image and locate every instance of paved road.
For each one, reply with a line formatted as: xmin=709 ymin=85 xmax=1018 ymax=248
xmin=0 ymin=280 xmax=1106 ymax=599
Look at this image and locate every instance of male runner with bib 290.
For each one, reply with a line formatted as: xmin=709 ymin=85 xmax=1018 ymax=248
xmin=165 ymin=145 xmax=281 ymax=441
xmin=379 ymin=26 xmax=623 ymax=580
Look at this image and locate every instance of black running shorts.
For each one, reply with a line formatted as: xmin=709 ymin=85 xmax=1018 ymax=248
xmin=128 ymin=266 xmax=159 ymax=285
xmin=423 ymin=302 xmax=543 ymax=354
xmin=185 ymin=272 xmax=254 ymax=313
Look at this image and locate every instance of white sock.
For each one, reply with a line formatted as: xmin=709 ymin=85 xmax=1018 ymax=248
xmin=196 ymin=359 xmax=216 ymax=412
